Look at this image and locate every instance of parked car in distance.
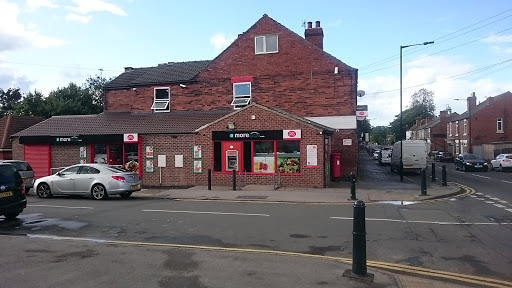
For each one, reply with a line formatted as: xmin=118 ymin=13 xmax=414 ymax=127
xmin=490 ymin=153 xmax=512 ymax=171
xmin=435 ymin=152 xmax=455 ymax=163
xmin=378 ymin=148 xmax=392 ymax=165
xmin=455 ymin=153 xmax=488 ymax=172
xmin=0 ymin=160 xmax=34 ymax=194
xmin=373 ymin=149 xmax=381 ymax=160
xmin=0 ymin=163 xmax=27 ymax=220
xmin=34 ymin=164 xmax=141 ymax=200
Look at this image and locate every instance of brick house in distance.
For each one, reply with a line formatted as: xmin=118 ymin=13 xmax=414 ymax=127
xmin=408 ymin=110 xmax=459 ymax=156
xmin=446 ymin=91 xmax=512 ymax=159
xmin=0 ymin=115 xmax=44 ymax=159
xmin=12 ymin=15 xmax=358 ymax=188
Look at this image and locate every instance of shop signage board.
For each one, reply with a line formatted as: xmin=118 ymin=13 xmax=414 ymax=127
xmin=175 ymin=155 xmax=184 ymax=168
xmin=56 ymin=136 xmax=82 ymax=143
xmin=213 ymin=130 xmax=297 ymax=141
xmin=343 ymin=139 xmax=352 ymax=145
xmin=283 ymin=130 xmax=301 ymax=140
xmin=157 ymin=155 xmax=166 ymax=167
xmin=145 ymin=146 xmax=153 ymax=158
xmin=146 ymin=160 xmax=154 ymax=172
xmin=306 ymin=145 xmax=318 ymax=167
xmin=193 ymin=145 xmax=202 ymax=158
xmin=193 ymin=160 xmax=202 ymax=173
xmin=123 ymin=133 xmax=138 ymax=143
xmin=79 ymin=146 xmax=87 ymax=159
xmin=356 ymin=105 xmax=368 ymax=117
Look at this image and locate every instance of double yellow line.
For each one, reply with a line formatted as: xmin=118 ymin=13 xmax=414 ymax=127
xmin=22 ymin=234 xmax=512 ymax=287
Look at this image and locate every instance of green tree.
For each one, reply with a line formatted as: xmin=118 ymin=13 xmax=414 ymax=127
xmin=84 ymin=74 xmax=112 ymax=109
xmin=45 ymin=82 xmax=103 ymax=116
xmin=13 ymin=90 xmax=49 ymax=118
xmin=357 ymin=118 xmax=372 ymax=142
xmin=0 ymin=87 xmax=22 ymax=116
xmin=370 ymin=126 xmax=389 ymax=145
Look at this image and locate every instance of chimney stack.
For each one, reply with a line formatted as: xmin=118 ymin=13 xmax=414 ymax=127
xmin=467 ymin=92 xmax=477 ymax=111
xmin=304 ymin=20 xmax=324 ymax=50
xmin=124 ymin=67 xmax=133 ymax=72
xmin=440 ymin=110 xmax=447 ymax=119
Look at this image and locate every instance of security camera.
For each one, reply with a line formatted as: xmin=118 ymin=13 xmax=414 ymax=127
xmin=132 ymin=87 xmax=137 ymax=91
xmin=180 ymin=84 xmax=187 ymax=88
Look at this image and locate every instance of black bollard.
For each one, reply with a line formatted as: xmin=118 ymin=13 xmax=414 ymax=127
xmin=350 ymin=172 xmax=357 ymax=200
xmin=420 ymin=169 xmax=427 ymax=196
xmin=208 ymin=169 xmax=212 ymax=190
xmin=442 ymin=165 xmax=447 ymax=186
xmin=431 ymin=163 xmax=436 ymax=182
xmin=232 ymin=169 xmax=236 ymax=191
xmin=342 ymin=200 xmax=373 ymax=281
xmin=399 ymin=161 xmax=404 ymax=182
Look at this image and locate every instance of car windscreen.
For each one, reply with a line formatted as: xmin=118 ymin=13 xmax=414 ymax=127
xmin=0 ymin=165 xmax=16 ymax=182
xmin=443 ymin=153 xmax=453 ymax=157
xmin=8 ymin=162 xmax=32 ymax=171
xmin=465 ymin=154 xmax=482 ymax=160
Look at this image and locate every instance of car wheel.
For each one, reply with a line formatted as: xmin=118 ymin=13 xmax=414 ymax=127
xmin=3 ymin=211 xmax=21 ymax=220
xmin=91 ymin=184 xmax=108 ymax=200
xmin=36 ymin=183 xmax=52 ymax=198
xmin=500 ymin=164 xmax=503 ymax=172
xmin=120 ymin=192 xmax=132 ymax=199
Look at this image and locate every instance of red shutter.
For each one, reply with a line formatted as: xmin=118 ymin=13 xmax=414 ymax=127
xmin=24 ymin=144 xmax=51 ymax=179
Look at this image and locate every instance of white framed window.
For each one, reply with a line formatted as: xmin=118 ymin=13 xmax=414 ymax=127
xmin=151 ymin=87 xmax=170 ymax=112
xmin=255 ymin=35 xmax=278 ymax=54
xmin=455 ymin=121 xmax=459 ymax=136
xmin=449 ymin=122 xmax=452 ymax=136
xmin=497 ymin=118 xmax=503 ymax=132
xmin=463 ymin=119 xmax=467 ymax=135
xmin=231 ymin=82 xmax=251 ymax=109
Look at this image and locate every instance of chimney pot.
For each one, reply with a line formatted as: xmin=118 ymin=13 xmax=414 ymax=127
xmin=307 ymin=21 xmax=312 ymax=29
xmin=315 ymin=21 xmax=320 ymax=28
xmin=124 ymin=67 xmax=133 ymax=72
xmin=304 ymin=21 xmax=324 ymax=50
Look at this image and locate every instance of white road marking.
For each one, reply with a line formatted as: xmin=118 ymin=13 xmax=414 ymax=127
xmin=142 ymin=209 xmax=270 ymax=217
xmin=450 ymin=198 xmax=457 ymax=201
xmin=329 ymin=217 xmax=511 ymax=225
xmin=502 ymin=180 xmax=512 ymax=184
xmin=453 ymin=171 xmax=465 ymax=174
xmin=476 ymin=193 xmax=483 ymax=195
xmin=471 ymin=174 xmax=491 ymax=179
xmin=470 ymin=195 xmax=477 ymax=198
xmin=489 ymin=197 xmax=501 ymax=201
xmin=499 ymin=200 xmax=508 ymax=204
xmin=506 ymin=209 xmax=512 ymax=213
xmin=485 ymin=201 xmax=495 ymax=204
xmin=476 ymin=198 xmax=486 ymax=200
xmin=28 ymin=205 xmax=94 ymax=209
xmin=493 ymin=204 xmax=506 ymax=208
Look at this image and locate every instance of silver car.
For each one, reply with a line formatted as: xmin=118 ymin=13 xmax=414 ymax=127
xmin=0 ymin=160 xmax=34 ymax=194
xmin=34 ymin=164 xmax=141 ymax=200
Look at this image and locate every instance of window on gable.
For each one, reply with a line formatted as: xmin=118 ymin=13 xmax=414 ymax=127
xmin=463 ymin=120 xmax=467 ymax=135
xmin=255 ymin=35 xmax=278 ymax=54
xmin=497 ymin=118 xmax=503 ymax=132
xmin=455 ymin=121 xmax=459 ymax=136
xmin=231 ymin=82 xmax=251 ymax=109
xmin=151 ymin=87 xmax=170 ymax=112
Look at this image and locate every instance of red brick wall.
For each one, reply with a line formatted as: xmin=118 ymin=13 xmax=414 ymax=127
xmin=470 ymin=96 xmax=512 ymax=146
xmin=12 ymin=138 xmax=23 ymax=160
xmin=105 ymin=16 xmax=357 ymax=118
xmin=0 ymin=151 xmax=12 ymax=160
xmin=331 ymin=130 xmax=358 ymax=177
xmin=194 ymin=105 xmax=327 ymax=188
xmin=140 ymin=134 xmax=196 ymax=187
xmin=50 ymin=145 xmax=86 ymax=171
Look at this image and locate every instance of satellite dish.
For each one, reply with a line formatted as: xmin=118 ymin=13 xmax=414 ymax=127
xmin=357 ymin=90 xmax=365 ymax=97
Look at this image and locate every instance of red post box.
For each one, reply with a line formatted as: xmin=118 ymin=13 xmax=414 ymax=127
xmin=331 ymin=153 xmax=341 ymax=181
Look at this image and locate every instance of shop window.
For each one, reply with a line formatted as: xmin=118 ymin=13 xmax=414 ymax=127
xmin=151 ymin=87 xmax=170 ymax=112
xmin=93 ymin=144 xmax=107 ymax=163
xmin=214 ymin=142 xmax=222 ymax=172
xmin=253 ymin=141 xmax=274 ymax=173
xmin=277 ymin=141 xmax=300 ymax=174
xmin=109 ymin=144 xmax=122 ymax=165
xmin=255 ymin=35 xmax=278 ymax=54
xmin=124 ymin=143 xmax=139 ymax=172
xmin=231 ymin=82 xmax=251 ymax=109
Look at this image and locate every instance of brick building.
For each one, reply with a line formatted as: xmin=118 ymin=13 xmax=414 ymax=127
xmin=408 ymin=110 xmax=459 ymax=155
xmin=12 ymin=15 xmax=358 ymax=188
xmin=446 ymin=91 xmax=512 ymax=159
xmin=0 ymin=115 xmax=43 ymax=160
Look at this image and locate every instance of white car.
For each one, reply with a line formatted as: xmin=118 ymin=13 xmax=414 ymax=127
xmin=34 ymin=164 xmax=141 ymax=200
xmin=490 ymin=154 xmax=512 ymax=172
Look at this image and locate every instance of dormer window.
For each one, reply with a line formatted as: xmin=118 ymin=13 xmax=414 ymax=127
xmin=151 ymin=87 xmax=170 ymax=112
xmin=231 ymin=82 xmax=251 ymax=109
xmin=255 ymin=35 xmax=278 ymax=54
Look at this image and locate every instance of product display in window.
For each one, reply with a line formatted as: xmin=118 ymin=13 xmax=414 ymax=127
xmin=277 ymin=157 xmax=300 ymax=173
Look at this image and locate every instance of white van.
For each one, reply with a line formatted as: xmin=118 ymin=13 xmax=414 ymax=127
xmin=390 ymin=140 xmax=427 ymax=173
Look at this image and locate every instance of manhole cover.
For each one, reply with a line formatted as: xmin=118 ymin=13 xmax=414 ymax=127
xmin=236 ymin=195 xmax=268 ymax=199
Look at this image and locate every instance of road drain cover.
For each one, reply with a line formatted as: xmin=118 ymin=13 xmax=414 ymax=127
xmin=236 ymin=195 xmax=269 ymax=199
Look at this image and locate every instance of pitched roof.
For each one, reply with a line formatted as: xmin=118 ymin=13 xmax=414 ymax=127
xmin=104 ymin=60 xmax=211 ymax=90
xmin=13 ymin=110 xmax=233 ymax=137
xmin=1 ymin=115 xmax=44 ymax=149
xmin=452 ymin=91 xmax=512 ymax=121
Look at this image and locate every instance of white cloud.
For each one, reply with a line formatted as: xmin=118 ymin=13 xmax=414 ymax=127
xmin=25 ymin=0 xmax=58 ymax=10
xmin=65 ymin=13 xmax=92 ymax=24
xmin=0 ymin=1 xmax=66 ymax=52
xmin=358 ymin=55 xmax=512 ymax=127
xmin=67 ymin=0 xmax=127 ymax=16
xmin=327 ymin=19 xmax=342 ymax=28
xmin=490 ymin=45 xmax=512 ymax=55
xmin=210 ymin=33 xmax=235 ymax=52
xmin=482 ymin=34 xmax=512 ymax=44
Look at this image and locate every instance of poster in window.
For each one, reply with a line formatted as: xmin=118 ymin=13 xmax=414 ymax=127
xmin=146 ymin=160 xmax=154 ymax=172
xmin=306 ymin=145 xmax=318 ymax=167
xmin=193 ymin=145 xmax=202 ymax=158
xmin=79 ymin=146 xmax=87 ymax=159
xmin=193 ymin=160 xmax=202 ymax=173
xmin=145 ymin=146 xmax=154 ymax=158
xmin=79 ymin=159 xmax=87 ymax=164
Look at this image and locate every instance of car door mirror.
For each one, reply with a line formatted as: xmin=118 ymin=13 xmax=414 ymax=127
xmin=56 ymin=172 xmax=62 ymax=176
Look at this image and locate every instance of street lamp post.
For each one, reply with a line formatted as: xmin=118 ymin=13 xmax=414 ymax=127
xmin=400 ymin=41 xmax=434 ymax=182
xmin=454 ymin=97 xmax=472 ymax=154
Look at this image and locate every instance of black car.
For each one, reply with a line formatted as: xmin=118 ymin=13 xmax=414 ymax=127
xmin=455 ymin=153 xmax=488 ymax=172
xmin=0 ymin=163 xmax=27 ymax=220
xmin=435 ymin=152 xmax=454 ymax=163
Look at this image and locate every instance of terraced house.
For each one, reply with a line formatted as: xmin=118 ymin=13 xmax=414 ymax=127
xmin=12 ymin=15 xmax=359 ymax=188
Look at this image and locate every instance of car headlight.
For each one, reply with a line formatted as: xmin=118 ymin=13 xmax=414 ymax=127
xmin=466 ymin=162 xmax=472 ymax=166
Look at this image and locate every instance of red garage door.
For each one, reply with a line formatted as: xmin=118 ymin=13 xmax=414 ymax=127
xmin=24 ymin=144 xmax=50 ymax=179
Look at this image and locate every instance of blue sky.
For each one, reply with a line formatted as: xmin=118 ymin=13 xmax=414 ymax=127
xmin=1 ymin=0 xmax=511 ymax=126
